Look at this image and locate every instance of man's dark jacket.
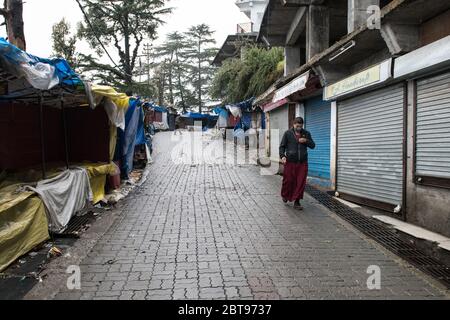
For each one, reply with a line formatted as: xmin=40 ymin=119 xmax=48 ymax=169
xmin=279 ymin=128 xmax=316 ymax=163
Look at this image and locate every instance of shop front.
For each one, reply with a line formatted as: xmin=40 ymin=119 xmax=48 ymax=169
xmin=394 ymin=35 xmax=450 ymax=236
xmin=324 ymin=58 xmax=406 ymax=215
xmin=261 ymin=71 xmax=334 ymax=186
xmin=304 ymin=96 xmax=332 ymax=188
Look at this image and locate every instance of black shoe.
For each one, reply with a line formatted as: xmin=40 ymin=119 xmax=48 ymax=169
xmin=294 ymin=201 xmax=303 ymax=210
xmin=282 ymin=198 xmax=288 ymax=204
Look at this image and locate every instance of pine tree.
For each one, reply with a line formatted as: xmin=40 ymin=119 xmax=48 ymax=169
xmin=76 ymin=0 xmax=171 ymax=92
xmin=184 ymin=24 xmax=218 ymax=113
xmin=51 ymin=18 xmax=78 ymax=69
xmin=210 ymin=46 xmax=284 ymax=104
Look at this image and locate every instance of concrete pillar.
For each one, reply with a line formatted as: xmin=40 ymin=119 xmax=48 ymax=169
xmin=330 ymin=101 xmax=337 ymax=190
xmin=348 ymin=0 xmax=380 ymax=33
xmin=284 ymin=46 xmax=302 ymax=76
xmin=306 ymin=5 xmax=330 ymax=61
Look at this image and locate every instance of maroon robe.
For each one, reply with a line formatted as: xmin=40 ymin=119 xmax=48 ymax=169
xmin=281 ymin=132 xmax=308 ymax=202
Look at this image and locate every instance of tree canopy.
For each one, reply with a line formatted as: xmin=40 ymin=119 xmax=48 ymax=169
xmin=51 ymin=18 xmax=78 ymax=69
xmin=150 ymin=25 xmax=218 ymax=113
xmin=76 ymin=0 xmax=171 ymax=92
xmin=210 ymin=46 xmax=284 ymax=104
xmin=184 ymin=24 xmax=218 ymax=113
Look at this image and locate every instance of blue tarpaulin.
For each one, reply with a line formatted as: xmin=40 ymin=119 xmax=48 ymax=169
xmin=153 ymin=106 xmax=167 ymax=113
xmin=115 ymin=99 xmax=147 ymax=179
xmin=213 ymin=107 xmax=229 ymax=118
xmin=144 ymin=102 xmax=167 ymax=113
xmin=135 ymin=106 xmax=147 ymax=146
xmin=0 ymin=37 xmax=81 ymax=90
xmin=241 ymin=112 xmax=252 ymax=130
xmin=261 ymin=112 xmax=266 ymax=130
xmin=181 ymin=112 xmax=218 ymax=120
xmin=234 ymin=98 xmax=255 ymax=112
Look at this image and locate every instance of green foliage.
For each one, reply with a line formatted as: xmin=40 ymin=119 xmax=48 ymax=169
xmin=151 ymin=24 xmax=218 ymax=113
xmin=184 ymin=24 xmax=218 ymax=112
xmin=76 ymin=0 xmax=171 ymax=92
xmin=152 ymin=31 xmax=191 ymax=111
xmin=51 ymin=18 xmax=78 ymax=69
xmin=210 ymin=46 xmax=284 ymax=104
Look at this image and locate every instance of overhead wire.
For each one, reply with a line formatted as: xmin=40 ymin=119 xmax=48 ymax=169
xmin=74 ymin=0 xmax=134 ymax=77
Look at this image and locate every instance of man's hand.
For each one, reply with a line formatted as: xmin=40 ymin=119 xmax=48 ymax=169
xmin=299 ymin=138 xmax=308 ymax=144
xmin=281 ymin=157 xmax=287 ymax=164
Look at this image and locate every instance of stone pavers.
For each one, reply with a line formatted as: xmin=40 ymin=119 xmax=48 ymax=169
xmin=54 ymin=132 xmax=448 ymax=300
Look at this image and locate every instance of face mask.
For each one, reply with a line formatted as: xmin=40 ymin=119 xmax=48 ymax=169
xmin=294 ymin=127 xmax=302 ymax=132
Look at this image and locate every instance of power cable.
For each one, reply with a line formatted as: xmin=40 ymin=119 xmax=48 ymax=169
xmin=74 ymin=0 xmax=133 ymax=77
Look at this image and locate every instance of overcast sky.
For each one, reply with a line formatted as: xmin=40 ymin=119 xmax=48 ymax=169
xmin=0 ymin=0 xmax=249 ymax=58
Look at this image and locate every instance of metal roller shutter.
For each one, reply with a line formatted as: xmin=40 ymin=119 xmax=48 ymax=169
xmin=305 ymin=98 xmax=331 ymax=179
xmin=416 ymin=72 xmax=450 ymax=178
xmin=337 ymin=84 xmax=405 ymax=206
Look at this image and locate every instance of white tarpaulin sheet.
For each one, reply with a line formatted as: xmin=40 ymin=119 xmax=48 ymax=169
xmin=227 ymin=105 xmax=242 ymax=118
xmin=27 ymin=168 xmax=93 ymax=233
xmin=162 ymin=112 xmax=169 ymax=129
xmin=217 ymin=115 xmax=228 ymax=128
xmin=104 ymin=98 xmax=126 ymax=130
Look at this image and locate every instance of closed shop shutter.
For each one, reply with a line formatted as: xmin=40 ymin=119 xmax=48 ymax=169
xmin=416 ymin=72 xmax=450 ymax=178
xmin=305 ymin=97 xmax=331 ymax=180
xmin=337 ymin=84 xmax=405 ymax=206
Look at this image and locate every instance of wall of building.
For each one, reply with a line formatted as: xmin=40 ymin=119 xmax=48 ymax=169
xmin=405 ymin=80 xmax=450 ymax=237
xmin=235 ymin=0 xmax=268 ymax=32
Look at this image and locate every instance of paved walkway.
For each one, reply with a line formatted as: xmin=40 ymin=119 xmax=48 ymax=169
xmin=53 ymin=131 xmax=447 ymax=300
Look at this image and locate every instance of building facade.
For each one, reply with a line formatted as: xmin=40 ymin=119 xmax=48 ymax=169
xmin=255 ymin=0 xmax=450 ymax=237
xmin=235 ymin=0 xmax=269 ymax=33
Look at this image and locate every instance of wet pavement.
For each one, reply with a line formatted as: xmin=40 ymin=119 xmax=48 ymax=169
xmin=23 ymin=131 xmax=449 ymax=300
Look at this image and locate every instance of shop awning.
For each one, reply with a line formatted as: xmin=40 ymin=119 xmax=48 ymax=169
xmin=262 ymin=98 xmax=289 ymax=113
xmin=272 ymin=71 xmax=310 ymax=103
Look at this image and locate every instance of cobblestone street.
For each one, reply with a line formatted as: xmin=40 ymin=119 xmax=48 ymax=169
xmin=52 ymin=132 xmax=447 ymax=300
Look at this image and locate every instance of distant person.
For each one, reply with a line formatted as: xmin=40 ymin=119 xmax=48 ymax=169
xmin=279 ymin=117 xmax=315 ymax=210
xmin=174 ymin=116 xmax=183 ymax=135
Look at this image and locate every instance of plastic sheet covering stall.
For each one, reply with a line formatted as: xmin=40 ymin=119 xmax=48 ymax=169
xmin=92 ymin=85 xmax=130 ymax=131
xmin=115 ymin=99 xmax=143 ymax=178
xmin=0 ymin=37 xmax=81 ymax=90
xmin=0 ymin=182 xmax=49 ymax=272
xmin=27 ymin=168 xmax=93 ymax=233
xmin=81 ymin=163 xmax=118 ymax=204
xmin=213 ymin=107 xmax=229 ymax=128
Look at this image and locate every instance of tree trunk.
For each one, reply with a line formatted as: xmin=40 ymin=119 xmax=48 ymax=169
xmin=168 ymin=54 xmax=174 ymax=105
xmin=158 ymin=70 xmax=165 ymax=107
xmin=198 ymin=40 xmax=202 ymax=114
xmin=123 ymin=12 xmax=133 ymax=90
xmin=2 ymin=0 xmax=26 ymax=50
xmin=175 ymin=52 xmax=186 ymax=114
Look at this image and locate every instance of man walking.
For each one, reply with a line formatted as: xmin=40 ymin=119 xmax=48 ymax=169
xmin=279 ymin=117 xmax=315 ymax=210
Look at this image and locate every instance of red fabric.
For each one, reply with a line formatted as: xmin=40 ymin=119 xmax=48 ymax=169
xmin=281 ymin=162 xmax=308 ymax=202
